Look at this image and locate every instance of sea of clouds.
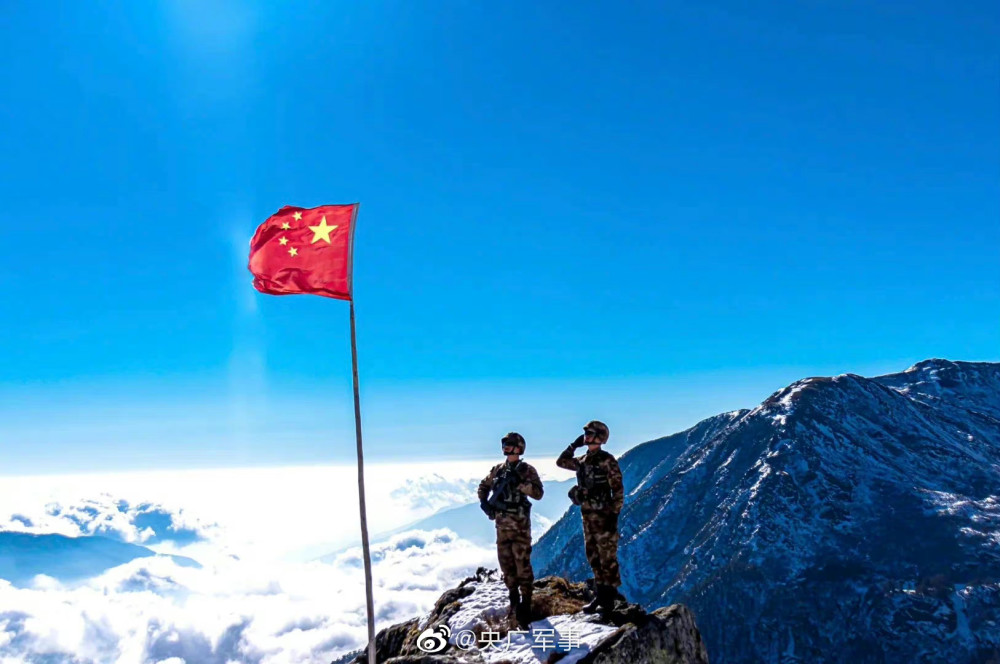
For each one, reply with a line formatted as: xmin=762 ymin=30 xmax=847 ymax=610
xmin=0 ymin=460 xmax=572 ymax=663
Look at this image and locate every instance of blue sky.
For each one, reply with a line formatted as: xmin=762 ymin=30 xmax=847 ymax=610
xmin=1 ymin=1 xmax=997 ymax=473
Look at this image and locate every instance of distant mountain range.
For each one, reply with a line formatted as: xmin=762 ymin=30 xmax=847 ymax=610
xmin=318 ymin=478 xmax=575 ymax=563
xmin=535 ymin=359 xmax=1000 ymax=663
xmin=380 ymin=478 xmax=575 ymax=546
xmin=0 ymin=532 xmax=200 ymax=587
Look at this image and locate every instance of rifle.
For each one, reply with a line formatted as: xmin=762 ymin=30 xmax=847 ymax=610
xmin=486 ymin=465 xmax=524 ymax=516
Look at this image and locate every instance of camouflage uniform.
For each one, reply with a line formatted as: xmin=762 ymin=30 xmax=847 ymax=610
xmin=557 ymin=436 xmax=624 ymax=590
xmin=477 ymin=460 xmax=544 ymax=599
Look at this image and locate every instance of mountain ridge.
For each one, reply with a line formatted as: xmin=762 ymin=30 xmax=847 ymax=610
xmin=535 ymin=359 xmax=1000 ymax=663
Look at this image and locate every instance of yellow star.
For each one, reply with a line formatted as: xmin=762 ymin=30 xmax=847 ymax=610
xmin=278 ymin=237 xmax=288 ymax=246
xmin=280 ymin=222 xmax=291 ymax=230
xmin=288 ymin=247 xmax=298 ymax=257
xmin=308 ymin=216 xmax=338 ymax=244
xmin=293 ymin=212 xmax=303 ymax=221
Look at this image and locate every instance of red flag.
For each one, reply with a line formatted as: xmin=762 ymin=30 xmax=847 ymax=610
xmin=248 ymin=204 xmax=358 ymax=300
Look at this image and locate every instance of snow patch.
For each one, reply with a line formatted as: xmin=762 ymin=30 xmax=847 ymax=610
xmin=432 ymin=579 xmax=619 ymax=664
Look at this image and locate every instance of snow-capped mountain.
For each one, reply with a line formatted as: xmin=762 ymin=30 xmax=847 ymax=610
xmin=535 ymin=359 xmax=1000 ymax=663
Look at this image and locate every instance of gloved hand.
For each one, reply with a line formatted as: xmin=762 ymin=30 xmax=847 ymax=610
xmin=571 ymin=435 xmax=586 ymax=449
xmin=480 ymin=501 xmax=495 ymax=520
xmin=508 ymin=467 xmax=525 ymax=493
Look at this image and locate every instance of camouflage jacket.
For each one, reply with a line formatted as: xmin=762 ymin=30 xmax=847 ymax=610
xmin=556 ymin=446 xmax=624 ymax=514
xmin=477 ymin=460 xmax=544 ymax=514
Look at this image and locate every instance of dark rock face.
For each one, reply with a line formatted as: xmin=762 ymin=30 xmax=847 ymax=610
xmin=579 ymin=605 xmax=709 ymax=664
xmin=335 ymin=568 xmax=709 ymax=664
xmin=535 ymin=360 xmax=1000 ymax=663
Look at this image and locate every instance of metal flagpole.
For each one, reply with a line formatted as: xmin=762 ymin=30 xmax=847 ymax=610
xmin=349 ymin=300 xmax=377 ymax=664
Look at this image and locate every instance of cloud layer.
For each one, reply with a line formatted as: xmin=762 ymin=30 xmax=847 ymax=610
xmin=1 ymin=528 xmax=493 ymax=663
xmin=0 ymin=462 xmax=573 ymax=663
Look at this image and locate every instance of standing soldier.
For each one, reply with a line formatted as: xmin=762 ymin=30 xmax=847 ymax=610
xmin=557 ymin=420 xmax=626 ymax=613
xmin=478 ymin=432 xmax=544 ymax=628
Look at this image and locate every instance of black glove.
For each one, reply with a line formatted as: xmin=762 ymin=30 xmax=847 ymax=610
xmin=571 ymin=435 xmax=586 ymax=449
xmin=480 ymin=501 xmax=495 ymax=520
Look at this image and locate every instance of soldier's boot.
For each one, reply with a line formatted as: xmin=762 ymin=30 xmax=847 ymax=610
xmin=515 ymin=587 xmax=532 ymax=629
xmin=596 ymin=585 xmax=618 ymax=613
xmin=582 ymin=586 xmax=602 ymax=614
xmin=507 ymin=587 xmax=521 ymax=618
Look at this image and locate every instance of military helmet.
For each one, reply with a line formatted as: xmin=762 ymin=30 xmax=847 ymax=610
xmin=583 ymin=420 xmax=609 ymax=444
xmin=501 ymin=432 xmax=526 ymax=453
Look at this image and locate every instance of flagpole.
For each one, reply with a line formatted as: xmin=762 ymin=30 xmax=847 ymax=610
xmin=349 ymin=299 xmax=377 ymax=664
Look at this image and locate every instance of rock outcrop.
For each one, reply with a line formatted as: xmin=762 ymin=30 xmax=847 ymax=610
xmin=335 ymin=568 xmax=709 ymax=664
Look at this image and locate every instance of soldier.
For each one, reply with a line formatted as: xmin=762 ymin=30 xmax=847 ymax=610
xmin=478 ymin=432 xmax=544 ymax=628
xmin=557 ymin=420 xmax=626 ymax=613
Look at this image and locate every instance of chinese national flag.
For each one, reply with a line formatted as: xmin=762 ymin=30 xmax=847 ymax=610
xmin=248 ymin=204 xmax=358 ymax=300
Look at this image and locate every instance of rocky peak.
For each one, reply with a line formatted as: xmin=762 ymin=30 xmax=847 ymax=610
xmin=335 ymin=568 xmax=709 ymax=664
xmin=877 ymin=359 xmax=1000 ymax=420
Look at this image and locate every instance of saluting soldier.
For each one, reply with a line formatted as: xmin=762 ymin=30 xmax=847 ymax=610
xmin=556 ymin=420 xmax=626 ymax=613
xmin=478 ymin=432 xmax=544 ymax=628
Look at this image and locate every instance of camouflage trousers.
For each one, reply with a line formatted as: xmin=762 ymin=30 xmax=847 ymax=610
xmin=494 ymin=512 xmax=534 ymax=596
xmin=582 ymin=510 xmax=621 ymax=588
